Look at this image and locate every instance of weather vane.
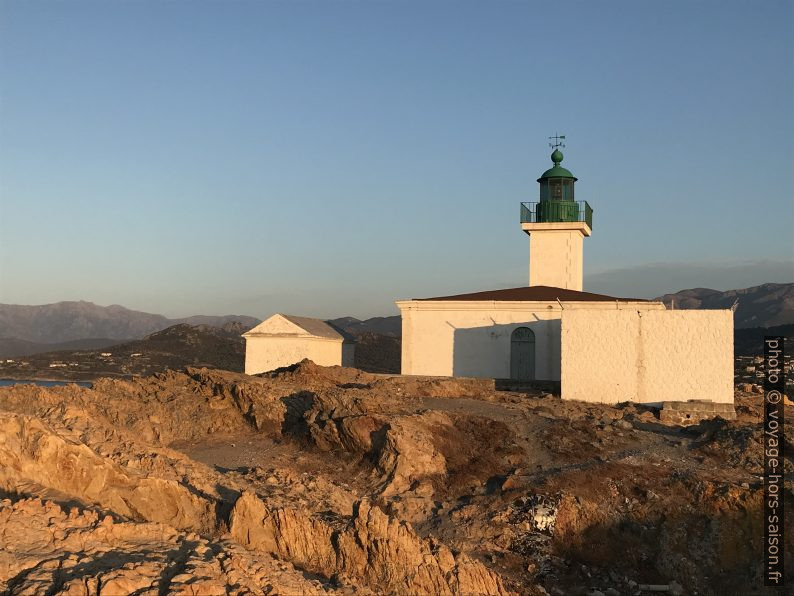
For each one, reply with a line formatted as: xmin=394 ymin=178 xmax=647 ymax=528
xmin=548 ymin=133 xmax=566 ymax=149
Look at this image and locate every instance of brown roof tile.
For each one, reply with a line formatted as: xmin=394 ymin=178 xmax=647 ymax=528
xmin=416 ymin=285 xmax=648 ymax=302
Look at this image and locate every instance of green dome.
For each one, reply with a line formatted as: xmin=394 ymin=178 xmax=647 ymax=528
xmin=537 ymin=149 xmax=577 ymax=181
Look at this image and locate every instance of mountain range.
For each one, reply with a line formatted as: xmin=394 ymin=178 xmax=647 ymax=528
xmin=0 ymin=301 xmax=259 ymax=358
xmin=655 ymin=282 xmax=794 ymax=329
xmin=0 ymin=282 xmax=791 ymax=361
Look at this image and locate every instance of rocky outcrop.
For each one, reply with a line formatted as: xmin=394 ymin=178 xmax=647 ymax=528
xmin=0 ymin=497 xmax=332 ymax=595
xmin=302 ymin=408 xmax=449 ymax=495
xmin=0 ymin=412 xmax=217 ymax=532
xmin=229 ymin=491 xmax=511 ymax=595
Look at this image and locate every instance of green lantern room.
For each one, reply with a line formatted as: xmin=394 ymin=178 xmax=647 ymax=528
xmin=521 ymin=140 xmax=593 ymax=229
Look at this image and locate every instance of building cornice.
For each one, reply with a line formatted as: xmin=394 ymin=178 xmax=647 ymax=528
xmin=242 ymin=333 xmax=345 ymax=343
xmin=395 ymin=299 xmax=665 ymax=312
xmin=521 ymin=221 xmax=592 ymax=237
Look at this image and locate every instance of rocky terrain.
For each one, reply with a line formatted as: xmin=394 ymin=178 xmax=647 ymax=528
xmin=0 ymin=361 xmax=791 ymax=594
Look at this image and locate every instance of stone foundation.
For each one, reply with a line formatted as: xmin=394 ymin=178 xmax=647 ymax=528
xmin=495 ymin=379 xmax=560 ymax=395
xmin=660 ymin=400 xmax=736 ymax=425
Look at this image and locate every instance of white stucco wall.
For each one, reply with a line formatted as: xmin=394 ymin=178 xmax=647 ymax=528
xmin=522 ymin=222 xmax=590 ymax=290
xmin=397 ymin=300 xmax=664 ymax=380
xmin=561 ymin=309 xmax=734 ymax=405
xmin=529 ymin=230 xmax=584 ymax=290
xmin=244 ymin=336 xmax=348 ymax=375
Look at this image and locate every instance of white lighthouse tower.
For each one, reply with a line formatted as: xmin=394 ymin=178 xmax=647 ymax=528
xmin=520 ymin=136 xmax=592 ymax=290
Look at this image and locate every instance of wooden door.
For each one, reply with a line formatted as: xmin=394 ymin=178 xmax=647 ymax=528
xmin=510 ymin=327 xmax=536 ymax=381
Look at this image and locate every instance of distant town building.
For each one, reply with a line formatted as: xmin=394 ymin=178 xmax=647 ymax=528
xmin=397 ymin=142 xmax=733 ymax=406
xmin=100 ymin=352 xmax=112 ymax=357
xmin=243 ymin=314 xmax=355 ymax=375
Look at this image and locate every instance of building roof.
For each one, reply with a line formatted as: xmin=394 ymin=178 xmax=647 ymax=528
xmin=415 ymin=285 xmax=649 ymax=302
xmin=538 ymin=164 xmax=577 ymax=180
xmin=537 ymin=149 xmax=577 ymax=181
xmin=244 ymin=314 xmax=355 ymax=342
xmin=282 ymin=315 xmax=356 ymax=342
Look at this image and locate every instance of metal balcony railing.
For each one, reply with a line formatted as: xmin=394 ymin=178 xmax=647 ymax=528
xmin=520 ymin=200 xmax=593 ymax=229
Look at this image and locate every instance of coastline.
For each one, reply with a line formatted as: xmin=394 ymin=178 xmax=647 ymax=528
xmin=0 ymin=372 xmax=133 ymax=384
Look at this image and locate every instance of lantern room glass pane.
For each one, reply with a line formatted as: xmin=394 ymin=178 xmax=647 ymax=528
xmin=551 ymin=179 xmax=563 ymax=200
xmin=562 ymin=179 xmax=575 ymax=201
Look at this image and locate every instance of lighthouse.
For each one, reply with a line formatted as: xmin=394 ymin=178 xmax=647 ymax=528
xmin=396 ymin=135 xmax=732 ymax=409
xmin=520 ymin=136 xmax=593 ymax=291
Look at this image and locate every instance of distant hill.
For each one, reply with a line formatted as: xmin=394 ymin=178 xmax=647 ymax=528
xmin=351 ymin=332 xmax=401 ymax=374
xmin=328 ymin=315 xmax=401 ymax=337
xmin=112 ymin=323 xmax=246 ymax=372
xmin=656 ymin=282 xmax=793 ymax=328
xmin=0 ymin=301 xmax=169 ymax=343
xmin=0 ymin=323 xmax=246 ymax=380
xmin=0 ymin=301 xmax=259 ymax=358
xmin=734 ymin=323 xmax=794 ymax=356
xmin=326 ymin=317 xmax=402 ymax=374
xmin=176 ymin=315 xmax=259 ymax=329
xmin=0 ymin=337 xmax=123 ymax=359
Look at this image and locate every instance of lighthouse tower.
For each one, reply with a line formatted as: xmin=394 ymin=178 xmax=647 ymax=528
xmin=520 ymin=137 xmax=593 ymax=290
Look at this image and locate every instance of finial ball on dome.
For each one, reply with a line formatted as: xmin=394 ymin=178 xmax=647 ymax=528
xmin=551 ymin=149 xmax=564 ymax=164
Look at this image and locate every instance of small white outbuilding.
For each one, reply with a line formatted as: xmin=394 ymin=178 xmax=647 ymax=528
xmin=243 ymin=314 xmax=355 ymax=375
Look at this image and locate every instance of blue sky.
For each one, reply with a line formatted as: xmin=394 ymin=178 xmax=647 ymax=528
xmin=1 ymin=0 xmax=792 ymax=318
